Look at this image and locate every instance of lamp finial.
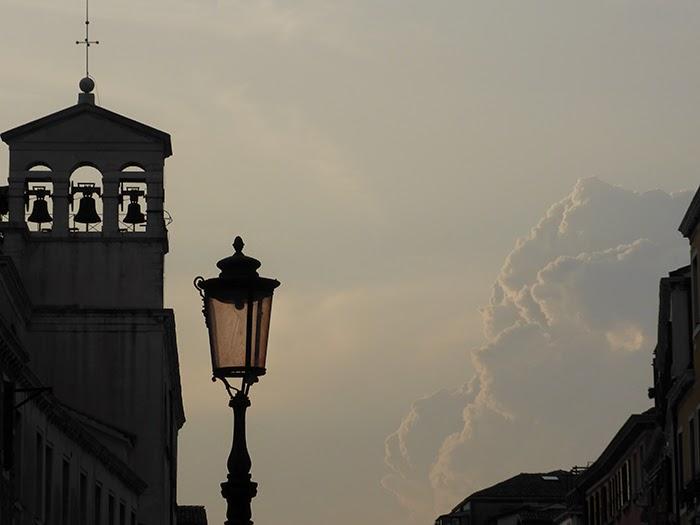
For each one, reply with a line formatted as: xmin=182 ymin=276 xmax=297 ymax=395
xmin=233 ymin=236 xmax=245 ymax=254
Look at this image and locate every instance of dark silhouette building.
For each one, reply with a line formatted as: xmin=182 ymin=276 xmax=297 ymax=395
xmin=436 ymin=470 xmax=577 ymax=525
xmin=0 ymin=79 xmax=202 ymax=524
xmin=557 ymin=412 xmax=655 ymax=525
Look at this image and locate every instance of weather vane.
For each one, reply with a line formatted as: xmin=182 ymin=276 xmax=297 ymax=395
xmin=75 ymin=0 xmax=99 ymax=78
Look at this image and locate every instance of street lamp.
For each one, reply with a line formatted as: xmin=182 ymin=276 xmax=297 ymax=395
xmin=194 ymin=236 xmax=280 ymax=525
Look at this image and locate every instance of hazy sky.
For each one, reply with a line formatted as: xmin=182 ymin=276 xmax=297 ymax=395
xmin=2 ymin=1 xmax=700 ymax=524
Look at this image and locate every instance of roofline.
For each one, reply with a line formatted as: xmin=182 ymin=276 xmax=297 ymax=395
xmin=668 ymin=265 xmax=691 ymax=278
xmin=1 ymin=102 xmax=172 ymax=158
xmin=679 ymin=186 xmax=700 ymax=238
xmin=576 ymin=411 xmax=655 ymax=491
xmin=450 ymin=470 xmax=573 ymax=512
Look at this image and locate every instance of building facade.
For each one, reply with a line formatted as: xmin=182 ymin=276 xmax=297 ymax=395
xmin=0 ymin=80 xmax=192 ymax=525
xmin=566 ymin=412 xmax=654 ymax=525
xmin=0 ymin=255 xmax=144 ymax=525
xmin=674 ymin=190 xmax=700 ymax=523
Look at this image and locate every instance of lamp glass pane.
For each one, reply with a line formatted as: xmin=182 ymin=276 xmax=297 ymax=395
xmin=206 ymin=297 xmax=247 ymax=373
xmin=250 ymin=295 xmax=273 ymax=369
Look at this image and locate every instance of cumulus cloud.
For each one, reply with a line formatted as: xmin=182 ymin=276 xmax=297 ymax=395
xmin=382 ymin=178 xmax=693 ymax=523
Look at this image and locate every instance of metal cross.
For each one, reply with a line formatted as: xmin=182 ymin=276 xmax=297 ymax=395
xmin=75 ymin=0 xmax=99 ymax=77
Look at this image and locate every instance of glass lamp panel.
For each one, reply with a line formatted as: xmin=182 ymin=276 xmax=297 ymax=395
xmin=206 ymin=297 xmax=248 ymax=374
xmin=250 ymin=295 xmax=273 ymax=369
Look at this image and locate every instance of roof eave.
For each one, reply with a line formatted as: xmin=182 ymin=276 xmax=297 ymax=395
xmin=576 ymin=412 xmax=656 ymax=490
xmin=679 ymin=186 xmax=700 ymax=238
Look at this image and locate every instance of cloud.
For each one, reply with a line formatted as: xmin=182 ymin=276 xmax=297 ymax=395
xmin=382 ymin=178 xmax=693 ymax=524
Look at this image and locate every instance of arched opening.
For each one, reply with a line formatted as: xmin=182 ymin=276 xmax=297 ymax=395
xmin=119 ymin=181 xmax=147 ymax=233
xmin=70 ymin=166 xmax=103 ymax=233
xmin=28 ymin=163 xmax=53 ymax=172
xmin=24 ymin=166 xmax=53 ymax=232
xmin=121 ymin=164 xmax=146 ymax=173
xmin=25 ymin=181 xmax=54 ymax=233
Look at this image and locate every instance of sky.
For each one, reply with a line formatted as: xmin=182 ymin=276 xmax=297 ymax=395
xmin=2 ymin=1 xmax=700 ymax=524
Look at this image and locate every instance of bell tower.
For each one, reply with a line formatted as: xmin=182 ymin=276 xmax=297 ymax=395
xmin=0 ymin=79 xmax=184 ymax=525
xmin=0 ymin=78 xmax=171 ymax=309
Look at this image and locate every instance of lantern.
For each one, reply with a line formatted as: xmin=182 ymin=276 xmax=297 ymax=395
xmin=195 ymin=236 xmax=280 ymax=381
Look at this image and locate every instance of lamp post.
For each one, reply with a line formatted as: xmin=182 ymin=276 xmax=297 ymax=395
xmin=194 ymin=236 xmax=280 ymax=525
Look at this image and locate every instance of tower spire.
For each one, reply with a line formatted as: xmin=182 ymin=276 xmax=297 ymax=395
xmin=75 ymin=0 xmax=99 ymax=78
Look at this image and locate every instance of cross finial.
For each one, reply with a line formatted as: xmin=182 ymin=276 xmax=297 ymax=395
xmin=75 ymin=0 xmax=99 ymax=78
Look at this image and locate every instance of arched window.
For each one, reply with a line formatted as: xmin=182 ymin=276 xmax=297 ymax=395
xmin=70 ymin=166 xmax=103 ymax=233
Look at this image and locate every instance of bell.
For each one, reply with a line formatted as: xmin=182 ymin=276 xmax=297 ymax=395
xmin=27 ymin=198 xmax=52 ymax=224
xmin=74 ymin=196 xmax=101 ymax=224
xmin=123 ymin=202 xmax=146 ymax=224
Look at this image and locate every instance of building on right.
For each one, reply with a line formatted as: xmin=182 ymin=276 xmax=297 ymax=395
xmin=671 ymin=188 xmax=700 ymax=522
xmin=645 ymin=264 xmax=694 ymax=525
xmin=554 ymin=411 xmax=655 ymax=525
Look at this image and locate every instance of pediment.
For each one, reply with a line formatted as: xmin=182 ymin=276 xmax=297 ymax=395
xmin=1 ymin=103 xmax=172 ymax=156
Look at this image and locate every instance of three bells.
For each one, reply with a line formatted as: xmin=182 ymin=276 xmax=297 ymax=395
xmin=23 ymin=183 xmax=147 ymax=231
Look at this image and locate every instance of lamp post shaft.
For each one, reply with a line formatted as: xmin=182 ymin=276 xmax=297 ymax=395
xmin=222 ymin=390 xmax=257 ymax=525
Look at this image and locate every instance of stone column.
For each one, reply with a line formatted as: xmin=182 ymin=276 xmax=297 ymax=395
xmin=102 ymin=172 xmax=121 ymax=236
xmin=7 ymin=171 xmax=26 ymax=227
xmin=51 ymin=171 xmax=70 ymax=236
xmin=146 ymin=171 xmax=164 ymax=236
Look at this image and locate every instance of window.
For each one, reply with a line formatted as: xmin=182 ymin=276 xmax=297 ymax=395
xmin=693 ymin=257 xmax=699 ymax=325
xmin=130 ymin=510 xmax=136 ymax=525
xmin=108 ymin=494 xmax=115 ymax=525
xmin=622 ymin=460 xmax=630 ymax=505
xmin=697 ymin=408 xmax=700 ymax=476
xmin=61 ymin=458 xmax=70 ymax=525
xmin=601 ymin=486 xmax=608 ymax=521
xmin=95 ymin=484 xmax=102 ymax=525
xmin=45 ymin=445 xmax=53 ymax=523
xmin=79 ymin=472 xmax=87 ymax=525
xmin=691 ymin=418 xmax=697 ymax=480
xmin=12 ymin=413 xmax=22 ymax=498
xmin=119 ymin=501 xmax=125 ymax=525
xmin=35 ymin=433 xmax=43 ymax=516
xmin=0 ymin=380 xmax=7 ymax=468
xmin=677 ymin=431 xmax=685 ymax=491
xmin=639 ymin=444 xmax=645 ymax=490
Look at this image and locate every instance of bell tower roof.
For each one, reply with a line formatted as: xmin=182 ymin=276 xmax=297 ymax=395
xmin=1 ymin=98 xmax=172 ymax=159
